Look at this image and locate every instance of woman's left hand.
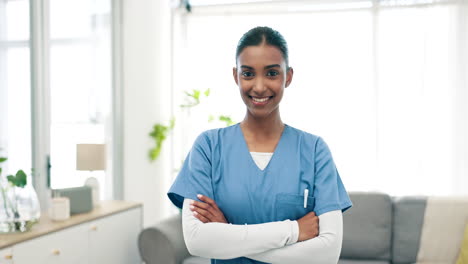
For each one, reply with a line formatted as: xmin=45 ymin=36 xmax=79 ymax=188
xmin=190 ymin=194 xmax=228 ymax=224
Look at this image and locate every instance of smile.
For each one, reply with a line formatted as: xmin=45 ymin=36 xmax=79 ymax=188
xmin=250 ymin=96 xmax=272 ymax=105
xmin=252 ymin=97 xmax=269 ymax=103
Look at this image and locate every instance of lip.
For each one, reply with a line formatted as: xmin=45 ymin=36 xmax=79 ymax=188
xmin=250 ymin=96 xmax=272 ymax=106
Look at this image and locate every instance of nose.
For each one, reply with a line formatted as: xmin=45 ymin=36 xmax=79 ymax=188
xmin=252 ymin=76 xmax=267 ymax=95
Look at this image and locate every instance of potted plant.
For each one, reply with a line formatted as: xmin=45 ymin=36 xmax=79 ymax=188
xmin=0 ymin=157 xmax=40 ymax=233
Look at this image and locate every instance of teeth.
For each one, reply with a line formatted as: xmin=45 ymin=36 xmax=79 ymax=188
xmin=252 ymin=97 xmax=269 ymax=103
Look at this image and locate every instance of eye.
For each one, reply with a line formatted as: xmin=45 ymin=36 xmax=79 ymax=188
xmin=242 ymin=71 xmax=254 ymax=78
xmin=266 ymin=70 xmax=279 ymax=77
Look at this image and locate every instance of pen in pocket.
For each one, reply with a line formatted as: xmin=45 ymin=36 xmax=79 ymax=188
xmin=304 ymin=189 xmax=309 ymax=208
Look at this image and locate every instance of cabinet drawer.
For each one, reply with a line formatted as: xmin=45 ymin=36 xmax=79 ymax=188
xmin=13 ymin=223 xmax=88 ymax=264
xmin=88 ymin=207 xmax=142 ymax=264
xmin=0 ymin=247 xmax=13 ymax=264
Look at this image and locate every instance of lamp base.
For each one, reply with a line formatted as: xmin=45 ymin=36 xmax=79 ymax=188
xmin=84 ymin=177 xmax=100 ymax=207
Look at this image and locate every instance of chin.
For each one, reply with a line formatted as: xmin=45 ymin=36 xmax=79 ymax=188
xmin=247 ymin=109 xmax=274 ymax=119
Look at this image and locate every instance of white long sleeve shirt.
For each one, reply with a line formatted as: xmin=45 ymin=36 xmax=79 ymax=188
xmin=182 ymin=198 xmax=343 ymax=263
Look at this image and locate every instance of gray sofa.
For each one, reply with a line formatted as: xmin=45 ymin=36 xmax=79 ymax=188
xmin=138 ymin=192 xmax=427 ymax=264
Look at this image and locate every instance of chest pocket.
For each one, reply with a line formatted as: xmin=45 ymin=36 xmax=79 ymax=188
xmin=275 ymin=193 xmax=316 ymax=221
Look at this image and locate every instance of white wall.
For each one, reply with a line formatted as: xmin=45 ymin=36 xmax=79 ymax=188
xmin=122 ymin=0 xmax=173 ymax=227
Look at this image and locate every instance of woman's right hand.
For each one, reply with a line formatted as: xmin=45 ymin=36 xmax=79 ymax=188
xmin=190 ymin=194 xmax=228 ymax=224
xmin=297 ymin=211 xmax=319 ymax=242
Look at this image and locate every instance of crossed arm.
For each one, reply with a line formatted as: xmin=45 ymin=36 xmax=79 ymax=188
xmin=182 ymin=196 xmax=343 ymax=264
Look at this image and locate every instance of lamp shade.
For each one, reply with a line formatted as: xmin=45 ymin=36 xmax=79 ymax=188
xmin=76 ymin=144 xmax=106 ymax=171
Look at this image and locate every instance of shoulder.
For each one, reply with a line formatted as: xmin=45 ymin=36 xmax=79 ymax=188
xmin=193 ymin=124 xmax=239 ymax=149
xmin=285 ymin=124 xmax=332 ymax=155
xmin=286 ymin=124 xmax=322 ymax=146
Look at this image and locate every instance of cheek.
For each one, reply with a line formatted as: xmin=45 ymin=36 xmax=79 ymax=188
xmin=238 ymin=80 xmax=252 ymax=92
xmin=267 ymin=79 xmax=285 ymax=91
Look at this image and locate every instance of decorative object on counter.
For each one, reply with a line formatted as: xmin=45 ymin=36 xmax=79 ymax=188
xmin=48 ymin=195 xmax=70 ymax=221
xmin=0 ymin=157 xmax=41 ymax=233
xmin=84 ymin=176 xmax=100 ymax=207
xmin=52 ymin=186 xmax=93 ymax=214
xmin=76 ymin=143 xmax=106 ymax=205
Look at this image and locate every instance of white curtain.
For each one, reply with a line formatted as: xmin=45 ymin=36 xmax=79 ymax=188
xmin=171 ymin=0 xmax=468 ymax=196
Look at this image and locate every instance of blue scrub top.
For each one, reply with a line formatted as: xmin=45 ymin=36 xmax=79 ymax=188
xmin=168 ymin=123 xmax=352 ymax=264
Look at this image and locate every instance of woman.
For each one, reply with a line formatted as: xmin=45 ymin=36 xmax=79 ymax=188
xmin=168 ymin=26 xmax=352 ymax=264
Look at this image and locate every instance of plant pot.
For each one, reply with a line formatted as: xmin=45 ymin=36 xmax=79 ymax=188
xmin=0 ymin=181 xmax=41 ymax=233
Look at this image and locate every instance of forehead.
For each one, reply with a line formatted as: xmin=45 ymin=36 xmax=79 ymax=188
xmin=237 ymin=45 xmax=286 ymax=67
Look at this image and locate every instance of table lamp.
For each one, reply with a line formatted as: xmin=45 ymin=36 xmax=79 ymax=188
xmin=76 ymin=144 xmax=106 ymax=206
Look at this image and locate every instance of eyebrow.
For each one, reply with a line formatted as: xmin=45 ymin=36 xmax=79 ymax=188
xmin=240 ymin=64 xmax=281 ymax=70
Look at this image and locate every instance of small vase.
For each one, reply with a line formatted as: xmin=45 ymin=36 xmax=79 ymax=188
xmin=0 ymin=181 xmax=41 ymax=233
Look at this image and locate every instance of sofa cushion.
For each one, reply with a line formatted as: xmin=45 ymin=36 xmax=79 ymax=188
xmin=138 ymin=214 xmax=190 ymax=264
xmin=456 ymin=223 xmax=468 ymax=264
xmin=392 ymin=196 xmax=427 ymax=264
xmin=341 ymin=192 xmax=392 ymax=260
xmin=339 ymin=259 xmax=390 ymax=264
xmin=416 ymin=197 xmax=468 ymax=263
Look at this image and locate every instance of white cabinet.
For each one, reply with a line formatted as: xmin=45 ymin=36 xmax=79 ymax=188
xmin=2 ymin=201 xmax=142 ymax=264
xmin=87 ymin=208 xmax=141 ymax=264
xmin=13 ymin=224 xmax=88 ymax=264
xmin=0 ymin=247 xmax=13 ymax=264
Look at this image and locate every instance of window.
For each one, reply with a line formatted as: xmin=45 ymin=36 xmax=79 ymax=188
xmin=0 ymin=0 xmax=32 ymax=177
xmin=48 ymin=0 xmax=112 ymax=197
xmin=172 ymin=0 xmax=468 ymax=196
xmin=1 ymin=0 xmax=114 ymax=204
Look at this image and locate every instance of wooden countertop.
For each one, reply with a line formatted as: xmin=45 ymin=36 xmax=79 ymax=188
xmin=0 ymin=200 xmax=142 ymax=249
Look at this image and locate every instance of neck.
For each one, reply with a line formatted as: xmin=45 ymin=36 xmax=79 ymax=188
xmin=241 ymin=110 xmax=284 ymax=137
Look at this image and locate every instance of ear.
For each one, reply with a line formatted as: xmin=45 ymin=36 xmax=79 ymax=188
xmin=233 ymin=67 xmax=239 ymax=85
xmin=285 ymin=67 xmax=294 ymax=88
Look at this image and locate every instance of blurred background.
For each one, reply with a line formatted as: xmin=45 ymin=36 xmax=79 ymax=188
xmin=1 ymin=0 xmax=467 ymax=227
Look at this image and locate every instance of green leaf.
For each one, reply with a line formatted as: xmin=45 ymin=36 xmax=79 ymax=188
xmin=0 ymin=157 xmax=7 ymax=163
xmin=7 ymin=170 xmax=27 ymax=188
xmin=149 ymin=124 xmax=168 ymax=139
xmin=181 ymin=90 xmax=203 ymax=109
xmin=204 ymin=88 xmax=211 ymax=97
xmin=219 ymin=115 xmax=235 ymax=126
xmin=15 ymin=170 xmax=27 ymax=188
xmin=193 ymin=90 xmax=200 ymax=100
xmin=149 ymin=146 xmax=162 ymax=161
xmin=6 ymin=175 xmax=15 ymax=186
xmin=148 ymin=119 xmax=175 ymax=161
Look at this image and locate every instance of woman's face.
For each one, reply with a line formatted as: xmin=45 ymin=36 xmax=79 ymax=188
xmin=233 ymin=44 xmax=293 ymax=119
